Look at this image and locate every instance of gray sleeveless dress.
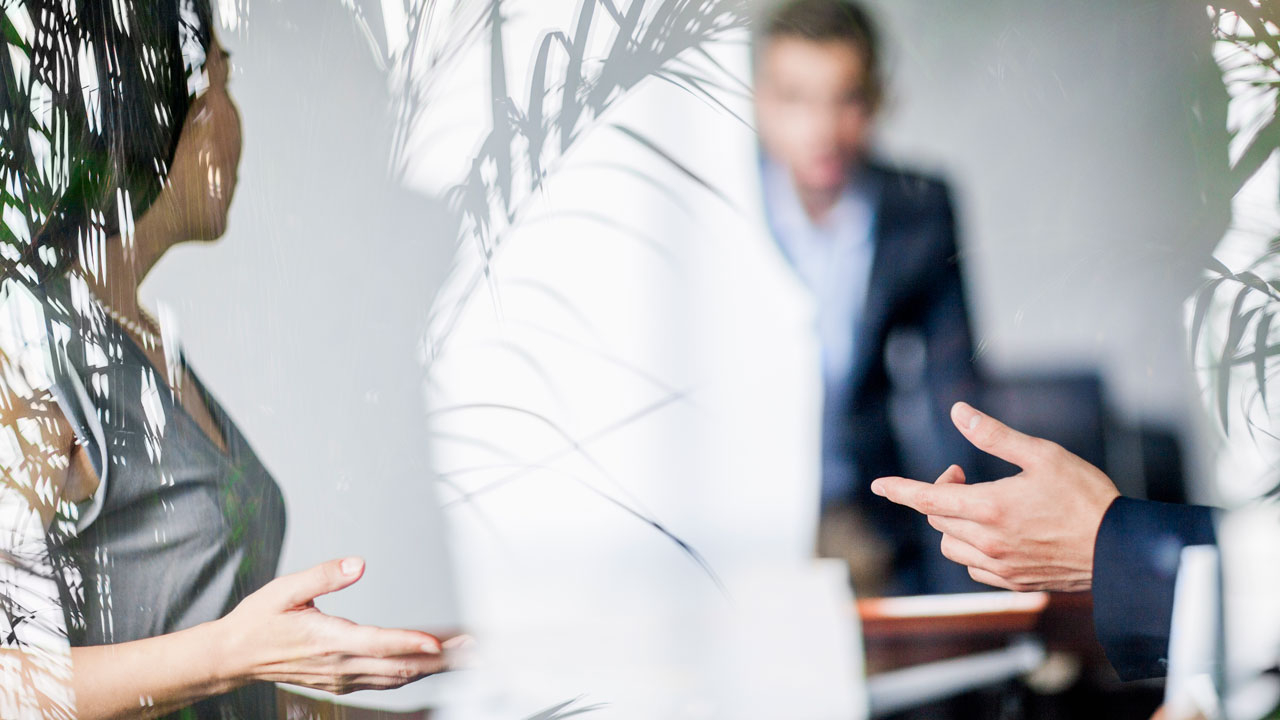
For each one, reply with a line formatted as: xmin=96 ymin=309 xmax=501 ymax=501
xmin=41 ymin=273 xmax=286 ymax=719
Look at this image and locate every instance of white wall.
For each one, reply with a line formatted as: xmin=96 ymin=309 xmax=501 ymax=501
xmin=143 ymin=0 xmax=460 ymax=631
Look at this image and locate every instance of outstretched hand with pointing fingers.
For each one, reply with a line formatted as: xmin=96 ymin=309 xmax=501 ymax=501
xmin=871 ymin=402 xmax=1120 ymax=593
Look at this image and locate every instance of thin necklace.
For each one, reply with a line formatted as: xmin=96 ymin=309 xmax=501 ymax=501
xmin=94 ymin=295 xmax=197 ymax=412
xmin=98 ymin=301 xmax=162 ymax=348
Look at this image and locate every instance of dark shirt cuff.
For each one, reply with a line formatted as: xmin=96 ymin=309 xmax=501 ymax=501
xmin=1092 ymin=496 xmax=1216 ymax=680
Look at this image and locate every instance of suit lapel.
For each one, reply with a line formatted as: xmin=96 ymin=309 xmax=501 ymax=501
xmin=848 ymin=165 xmax=897 ymax=393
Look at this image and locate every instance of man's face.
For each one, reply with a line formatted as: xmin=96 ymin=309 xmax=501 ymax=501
xmin=755 ymin=37 xmax=875 ymax=194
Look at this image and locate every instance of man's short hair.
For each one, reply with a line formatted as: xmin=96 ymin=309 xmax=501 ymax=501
xmin=759 ymin=0 xmax=883 ymax=105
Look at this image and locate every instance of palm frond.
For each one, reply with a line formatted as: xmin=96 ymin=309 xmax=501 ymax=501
xmin=1187 ymin=5 xmax=1278 ymax=445
xmin=424 ymin=0 xmax=751 ymax=359
xmin=521 ymin=696 xmax=608 ymax=720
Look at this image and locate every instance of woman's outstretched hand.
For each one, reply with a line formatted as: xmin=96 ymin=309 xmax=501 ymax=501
xmin=215 ymin=557 xmax=450 ymax=694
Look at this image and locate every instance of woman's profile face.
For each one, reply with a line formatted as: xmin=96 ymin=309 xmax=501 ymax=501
xmin=160 ymin=43 xmax=242 ymax=242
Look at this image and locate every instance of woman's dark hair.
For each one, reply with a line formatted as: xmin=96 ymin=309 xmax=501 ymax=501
xmin=758 ymin=0 xmax=883 ymax=106
xmin=0 ymin=0 xmax=214 ymax=283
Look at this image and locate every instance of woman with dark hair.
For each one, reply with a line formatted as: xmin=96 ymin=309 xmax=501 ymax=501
xmin=0 ymin=1 xmax=451 ymax=717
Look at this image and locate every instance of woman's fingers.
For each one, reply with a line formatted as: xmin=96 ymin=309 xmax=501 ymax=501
xmin=271 ymin=652 xmax=450 ymax=694
xmin=346 ymin=655 xmax=450 ymax=684
xmin=335 ymin=624 xmax=444 ymax=658
xmin=442 ymin=634 xmax=475 ymax=652
xmin=271 ymin=558 xmax=366 ymax=609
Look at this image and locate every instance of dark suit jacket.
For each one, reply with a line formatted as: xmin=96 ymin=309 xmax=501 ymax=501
xmin=844 ymin=164 xmax=980 ymax=487
xmin=776 ymin=161 xmax=983 ymax=594
xmin=1093 ymin=496 xmax=1217 ymax=680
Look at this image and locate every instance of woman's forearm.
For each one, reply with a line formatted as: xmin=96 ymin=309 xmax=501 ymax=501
xmin=71 ymin=619 xmax=247 ymax=720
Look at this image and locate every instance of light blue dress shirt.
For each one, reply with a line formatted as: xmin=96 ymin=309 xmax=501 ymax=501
xmin=762 ymin=158 xmax=878 ymax=506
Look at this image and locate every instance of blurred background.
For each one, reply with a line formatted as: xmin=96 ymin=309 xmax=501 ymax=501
xmin=137 ymin=0 xmax=1236 ymax=717
xmin=863 ymin=0 xmax=1231 ymax=507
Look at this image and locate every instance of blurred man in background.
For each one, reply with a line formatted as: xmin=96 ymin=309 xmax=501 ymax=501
xmin=755 ymin=0 xmax=982 ymax=595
